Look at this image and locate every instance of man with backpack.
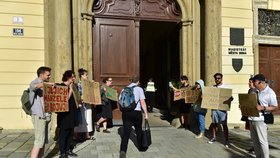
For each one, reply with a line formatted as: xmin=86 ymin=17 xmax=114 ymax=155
xmin=29 ymin=66 xmax=54 ymax=158
xmin=119 ymin=76 xmax=149 ymax=158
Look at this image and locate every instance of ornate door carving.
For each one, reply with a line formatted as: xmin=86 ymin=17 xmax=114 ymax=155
xmin=93 ymin=0 xmax=180 ymax=21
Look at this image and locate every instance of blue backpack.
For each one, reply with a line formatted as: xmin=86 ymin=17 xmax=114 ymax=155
xmin=119 ymin=86 xmax=139 ymax=112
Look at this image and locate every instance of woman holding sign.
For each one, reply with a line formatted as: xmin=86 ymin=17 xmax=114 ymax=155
xmin=95 ymin=77 xmax=113 ymax=133
xmin=74 ymin=68 xmax=94 ymax=141
xmin=193 ymin=79 xmax=207 ymax=138
xmin=57 ymin=70 xmax=78 ymax=158
xmin=178 ymin=75 xmax=192 ymax=130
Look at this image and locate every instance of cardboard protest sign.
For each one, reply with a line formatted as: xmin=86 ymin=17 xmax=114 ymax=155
xmin=238 ymin=93 xmax=259 ymax=117
xmin=43 ymin=83 xmax=69 ymax=112
xmin=201 ymin=87 xmax=232 ymax=111
xmin=81 ymin=79 xmax=102 ymax=105
xmin=173 ymin=87 xmax=189 ymax=101
xmin=173 ymin=89 xmax=182 ymax=101
xmin=185 ymin=89 xmax=200 ymax=103
xmin=105 ymin=86 xmax=118 ymax=102
xmin=93 ymin=82 xmax=102 ymax=105
xmin=71 ymin=84 xmax=82 ymax=108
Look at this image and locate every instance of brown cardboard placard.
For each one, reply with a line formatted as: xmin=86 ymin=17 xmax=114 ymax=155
xmin=173 ymin=87 xmax=189 ymax=101
xmin=82 ymin=79 xmax=102 ymax=105
xmin=201 ymin=87 xmax=232 ymax=111
xmin=238 ymin=93 xmax=259 ymax=117
xmin=43 ymin=83 xmax=69 ymax=112
xmin=185 ymin=89 xmax=200 ymax=103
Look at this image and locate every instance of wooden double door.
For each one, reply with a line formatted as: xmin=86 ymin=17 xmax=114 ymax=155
xmin=93 ymin=18 xmax=138 ymax=91
xmin=259 ymin=45 xmax=280 ymax=114
xmin=92 ymin=0 xmax=181 ymax=119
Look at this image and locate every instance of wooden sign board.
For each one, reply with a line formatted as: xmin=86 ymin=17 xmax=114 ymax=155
xmin=201 ymin=87 xmax=232 ymax=111
xmin=43 ymin=83 xmax=69 ymax=112
xmin=185 ymin=89 xmax=200 ymax=103
xmin=71 ymin=84 xmax=82 ymax=108
xmin=173 ymin=87 xmax=189 ymax=101
xmin=81 ymin=79 xmax=102 ymax=105
xmin=238 ymin=93 xmax=259 ymax=117
xmin=105 ymin=86 xmax=118 ymax=102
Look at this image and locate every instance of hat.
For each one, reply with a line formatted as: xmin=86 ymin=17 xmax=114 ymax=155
xmin=252 ymin=74 xmax=266 ymax=82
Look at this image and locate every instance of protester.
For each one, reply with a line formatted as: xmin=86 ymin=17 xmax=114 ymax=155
xmin=241 ymin=77 xmax=257 ymax=130
xmin=249 ymin=74 xmax=278 ymax=158
xmin=193 ymin=79 xmax=207 ymax=139
xmin=57 ymin=70 xmax=78 ymax=158
xmin=178 ymin=75 xmax=192 ymax=130
xmin=240 ymin=77 xmax=258 ymax=153
xmin=74 ymin=68 xmax=94 ymax=141
xmin=208 ymin=73 xmax=233 ymax=148
xmin=30 ymin=66 xmax=54 ymax=158
xmin=95 ymin=77 xmax=113 ymax=133
xmin=119 ymin=76 xmax=149 ymax=158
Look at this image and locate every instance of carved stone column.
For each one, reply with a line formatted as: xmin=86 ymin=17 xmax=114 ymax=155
xmin=45 ymin=0 xmax=72 ymax=82
xmin=44 ymin=0 xmax=72 ymax=135
xmin=72 ymin=0 xmax=94 ymax=78
xmin=204 ymin=0 xmax=222 ymax=86
xmin=181 ymin=19 xmax=194 ymax=83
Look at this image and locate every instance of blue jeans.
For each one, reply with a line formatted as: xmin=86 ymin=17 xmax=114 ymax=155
xmin=195 ymin=112 xmax=206 ymax=133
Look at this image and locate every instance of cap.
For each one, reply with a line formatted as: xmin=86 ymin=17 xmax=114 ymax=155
xmin=252 ymin=74 xmax=266 ymax=82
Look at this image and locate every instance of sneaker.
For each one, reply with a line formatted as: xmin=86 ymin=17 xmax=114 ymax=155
xmin=120 ymin=151 xmax=126 ymax=158
xmin=224 ymin=141 xmax=230 ymax=148
xmin=103 ymin=129 xmax=110 ymax=133
xmin=208 ymin=137 xmax=216 ymax=144
xmin=195 ymin=133 xmax=204 ymax=139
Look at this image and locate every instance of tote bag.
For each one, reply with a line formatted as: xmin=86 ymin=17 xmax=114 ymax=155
xmin=142 ymin=119 xmax=152 ymax=147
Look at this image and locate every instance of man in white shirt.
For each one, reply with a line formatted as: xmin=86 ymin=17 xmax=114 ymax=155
xmin=249 ymin=74 xmax=278 ymax=158
xmin=208 ymin=73 xmax=232 ymax=148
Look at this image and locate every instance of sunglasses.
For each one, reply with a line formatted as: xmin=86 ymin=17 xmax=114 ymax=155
xmin=215 ymin=77 xmax=221 ymax=80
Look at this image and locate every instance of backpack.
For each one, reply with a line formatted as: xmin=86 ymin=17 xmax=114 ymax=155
xmin=119 ymin=86 xmax=139 ymax=112
xmin=21 ymin=89 xmax=36 ymax=115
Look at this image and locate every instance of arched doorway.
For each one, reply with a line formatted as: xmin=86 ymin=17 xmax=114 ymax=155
xmin=92 ymin=0 xmax=182 ymax=119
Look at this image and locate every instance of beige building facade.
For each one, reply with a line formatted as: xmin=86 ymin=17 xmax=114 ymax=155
xmin=0 ymin=0 xmax=279 ymax=129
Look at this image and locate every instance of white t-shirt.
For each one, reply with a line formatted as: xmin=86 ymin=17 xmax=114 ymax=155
xmin=249 ymin=85 xmax=278 ymax=121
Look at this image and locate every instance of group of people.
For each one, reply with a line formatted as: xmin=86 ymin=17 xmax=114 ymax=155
xmin=29 ymin=67 xmax=115 ymax=158
xmin=29 ymin=66 xmax=149 ymax=158
xmin=28 ymin=66 xmax=277 ymax=158
xmin=176 ymin=75 xmax=208 ymax=138
xmin=176 ymin=73 xmax=278 ymax=158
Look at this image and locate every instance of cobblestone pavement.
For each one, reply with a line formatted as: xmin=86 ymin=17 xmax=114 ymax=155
xmin=1 ymin=112 xmax=280 ymax=158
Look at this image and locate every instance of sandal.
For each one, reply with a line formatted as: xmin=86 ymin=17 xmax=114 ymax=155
xmin=96 ymin=125 xmax=100 ymax=132
xmin=86 ymin=136 xmax=96 ymax=140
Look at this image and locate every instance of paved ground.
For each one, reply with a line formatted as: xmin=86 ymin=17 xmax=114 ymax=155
xmin=1 ymin=111 xmax=280 ymax=158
